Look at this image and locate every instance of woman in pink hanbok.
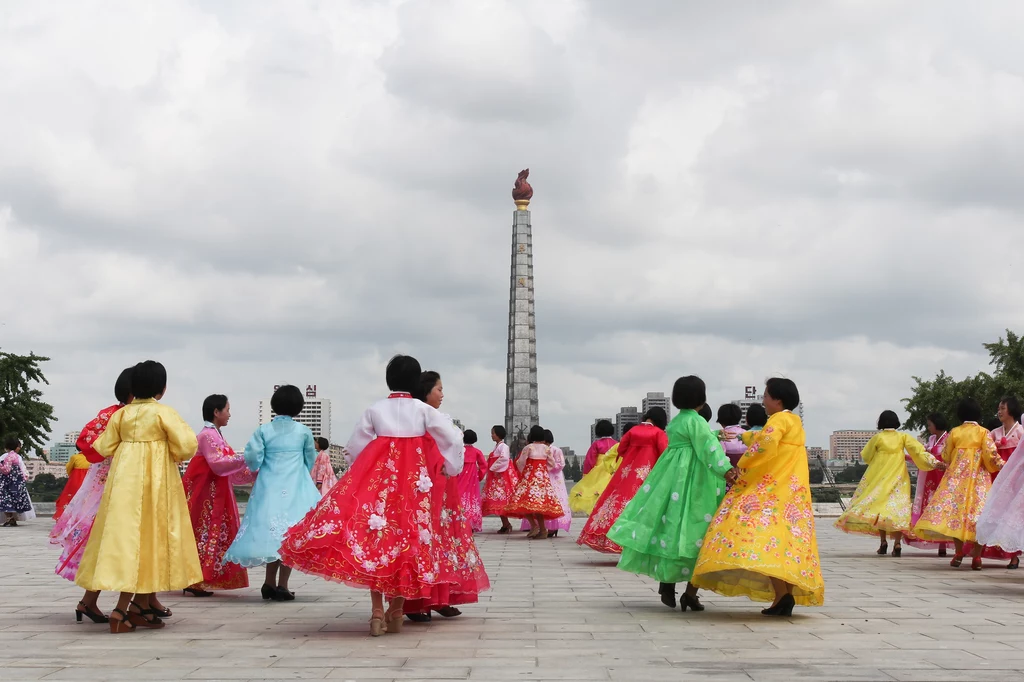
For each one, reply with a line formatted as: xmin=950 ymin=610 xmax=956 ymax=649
xmin=457 ymin=430 xmax=488 ymax=532
xmin=904 ymin=413 xmax=950 ymax=555
xmin=310 ymin=437 xmax=338 ymax=497
xmin=583 ymin=420 xmax=617 ymax=475
xmin=50 ymin=368 xmax=133 ymax=624
xmin=520 ymin=430 xmax=571 ymax=537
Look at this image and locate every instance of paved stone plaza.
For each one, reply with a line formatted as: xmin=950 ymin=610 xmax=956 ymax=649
xmin=4 ymin=519 xmax=1024 ymax=681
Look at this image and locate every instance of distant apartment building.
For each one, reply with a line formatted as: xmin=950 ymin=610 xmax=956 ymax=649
xmin=806 ymin=446 xmax=828 ymax=463
xmin=327 ymin=443 xmax=349 ymax=473
xmin=642 ymin=392 xmax=671 ymax=420
xmin=615 ymin=406 xmax=641 ymax=439
xmin=49 ymin=442 xmax=78 ymax=465
xmin=829 ymin=430 xmax=875 ymax=462
xmin=260 ymin=384 xmax=332 ymax=441
xmin=23 ymin=458 xmax=67 ymax=481
xmin=63 ymin=431 xmax=81 ymax=445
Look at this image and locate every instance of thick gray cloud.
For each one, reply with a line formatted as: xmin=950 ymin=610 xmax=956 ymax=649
xmin=1 ymin=0 xmax=1021 ymax=454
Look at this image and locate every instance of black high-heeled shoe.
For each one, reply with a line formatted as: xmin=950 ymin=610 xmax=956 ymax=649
xmin=261 ymin=584 xmax=276 ymax=600
xmin=1008 ymin=557 xmax=1020 ymax=570
xmin=184 ymin=587 xmax=214 ymax=597
xmin=877 ymin=542 xmax=888 ymax=556
xmin=406 ymin=612 xmax=431 ymax=622
xmin=75 ymin=601 xmax=109 ymax=624
xmin=892 ymin=545 xmax=902 ymax=558
xmin=681 ymin=593 xmax=705 ymax=612
xmin=272 ymin=587 xmax=295 ymax=601
xmin=658 ymin=583 xmax=677 ymax=609
xmin=761 ymin=594 xmax=795 ymax=617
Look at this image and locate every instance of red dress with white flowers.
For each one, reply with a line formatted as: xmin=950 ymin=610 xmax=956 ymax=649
xmin=481 ymin=442 xmax=520 ymax=516
xmin=505 ymin=444 xmax=565 ymax=519
xmin=577 ymin=422 xmax=669 ymax=553
xmin=278 ymin=394 xmax=467 ymax=599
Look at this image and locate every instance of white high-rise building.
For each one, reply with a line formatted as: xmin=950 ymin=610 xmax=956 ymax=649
xmin=260 ymin=384 xmax=332 ymax=441
xmin=615 ymin=407 xmax=641 ymax=440
xmin=63 ymin=431 xmax=81 ymax=445
xmin=49 ymin=442 xmax=78 ymax=464
xmin=642 ymin=392 xmax=671 ymax=420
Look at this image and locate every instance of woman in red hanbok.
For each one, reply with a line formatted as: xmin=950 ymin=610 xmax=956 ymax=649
xmin=905 ymin=413 xmax=950 ymax=555
xmin=182 ymin=395 xmax=256 ymax=596
xmin=506 ymin=426 xmax=566 ymax=539
xmin=577 ymin=408 xmax=669 ymax=553
xmin=278 ymin=355 xmax=467 ymax=636
xmin=310 ymin=437 xmax=338 ymax=497
xmin=457 ymin=430 xmax=488 ymax=533
xmin=481 ymin=425 xmax=518 ymax=533
xmin=53 ymin=453 xmax=90 ymax=521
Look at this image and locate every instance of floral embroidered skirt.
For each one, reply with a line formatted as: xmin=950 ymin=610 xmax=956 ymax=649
xmin=51 ymin=460 xmax=109 ymax=581
xmin=456 ymin=467 xmax=484 ymax=532
xmin=505 ymin=460 xmax=565 ymax=520
xmin=914 ymin=454 xmax=992 ymax=544
xmin=183 ymin=458 xmax=249 ymax=590
xmin=278 ymin=435 xmax=454 ymax=599
xmin=481 ymin=464 xmax=520 ymax=517
xmin=521 ymin=469 xmax=571 ymax=532
xmin=577 ymin=453 xmax=659 ymax=554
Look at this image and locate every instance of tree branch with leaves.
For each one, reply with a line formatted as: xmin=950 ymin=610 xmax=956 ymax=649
xmin=0 ymin=350 xmax=55 ymax=451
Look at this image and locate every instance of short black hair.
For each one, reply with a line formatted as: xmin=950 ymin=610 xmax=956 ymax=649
xmin=114 ymin=367 xmax=134 ymax=404
xmin=644 ymin=407 xmax=668 ymax=430
xmin=542 ymin=429 xmax=554 ymax=444
xmin=1001 ymin=396 xmax=1023 ymax=423
xmin=877 ymin=410 xmax=901 ymax=430
xmin=765 ymin=377 xmax=800 ymax=411
xmin=926 ymin=412 xmax=948 ymax=432
xmin=986 ymin=417 xmax=1002 ymax=431
xmin=414 ymin=371 xmax=441 ymax=403
xmin=956 ymin=398 xmax=983 ymax=424
xmin=672 ymin=375 xmax=706 ymax=410
xmin=132 ymin=360 xmax=167 ymax=400
xmin=528 ymin=425 xmax=546 ymax=443
xmin=492 ymin=424 xmax=507 ymax=440
xmin=202 ymin=394 xmax=229 ymax=422
xmin=386 ymin=354 xmax=421 ymax=393
xmin=717 ymin=403 xmax=742 ymax=428
xmin=746 ymin=404 xmax=768 ymax=428
xmin=698 ymin=404 xmax=713 ymax=422
xmin=594 ymin=419 xmax=614 ymax=438
xmin=315 ymin=437 xmax=329 ymax=451
xmin=271 ymin=384 xmax=305 ymax=417
xmin=463 ymin=430 xmax=478 ymax=445
xmin=621 ymin=423 xmax=635 ymax=436
xmin=4 ymin=437 xmax=21 ymax=452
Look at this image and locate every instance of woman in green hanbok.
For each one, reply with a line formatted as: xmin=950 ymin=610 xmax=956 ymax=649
xmin=607 ymin=376 xmax=737 ymax=612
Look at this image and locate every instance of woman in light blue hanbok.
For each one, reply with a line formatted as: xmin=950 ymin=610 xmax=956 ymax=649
xmin=223 ymin=385 xmax=319 ymax=601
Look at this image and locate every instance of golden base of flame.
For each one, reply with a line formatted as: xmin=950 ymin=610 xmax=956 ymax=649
xmin=514 ymin=199 xmax=531 ymax=211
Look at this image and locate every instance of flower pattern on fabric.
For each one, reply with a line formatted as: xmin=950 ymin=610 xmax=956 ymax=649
xmin=506 ymin=459 xmax=566 ymax=519
xmin=51 ymin=459 xmax=111 ymax=581
xmin=481 ymin=453 xmax=521 ymax=516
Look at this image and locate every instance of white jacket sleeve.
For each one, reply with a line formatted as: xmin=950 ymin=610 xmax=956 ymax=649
xmin=426 ymin=407 xmax=465 ymax=476
xmin=345 ymin=409 xmax=376 ymax=465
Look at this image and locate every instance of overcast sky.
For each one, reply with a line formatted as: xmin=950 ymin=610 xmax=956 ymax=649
xmin=2 ymin=1 xmax=1023 ymax=455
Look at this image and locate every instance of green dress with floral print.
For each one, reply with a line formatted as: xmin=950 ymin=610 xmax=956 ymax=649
xmin=608 ymin=410 xmax=733 ymax=583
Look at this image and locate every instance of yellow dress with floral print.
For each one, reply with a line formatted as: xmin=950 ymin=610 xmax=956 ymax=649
xmin=834 ymin=431 xmax=940 ymax=535
xmin=912 ymin=422 xmax=1002 ymax=543
xmin=692 ymin=411 xmax=824 ymax=606
xmin=568 ymin=445 xmax=621 ymax=514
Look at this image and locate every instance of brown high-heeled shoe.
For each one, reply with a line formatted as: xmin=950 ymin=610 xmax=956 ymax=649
xmin=535 ymin=527 xmax=549 ymax=540
xmin=369 ymin=609 xmax=385 ymax=637
xmin=127 ymin=602 xmax=165 ymax=629
xmin=526 ymin=528 xmax=540 ymax=539
xmin=109 ymin=608 xmax=136 ymax=634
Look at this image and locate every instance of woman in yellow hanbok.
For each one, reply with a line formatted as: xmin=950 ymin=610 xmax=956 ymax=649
xmin=912 ymin=398 xmax=1003 ymax=570
xmin=75 ymin=361 xmax=202 ymax=634
xmin=569 ymin=427 xmax=630 ymax=514
xmin=834 ymin=411 xmax=944 ymax=556
xmin=693 ymin=378 xmax=823 ymax=617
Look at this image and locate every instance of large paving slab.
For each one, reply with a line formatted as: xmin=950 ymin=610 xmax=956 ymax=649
xmin=3 ymin=517 xmax=1024 ymax=681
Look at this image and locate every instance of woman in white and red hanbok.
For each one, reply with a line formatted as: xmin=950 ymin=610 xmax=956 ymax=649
xmin=457 ymin=430 xmax=488 ymax=533
xmin=310 ymin=437 xmax=338 ymax=497
xmin=50 ymin=368 xmax=133 ymax=624
xmin=182 ymin=396 xmax=257 ymax=596
xmin=481 ymin=426 xmax=519 ymax=534
xmin=520 ymin=429 xmax=571 ymax=537
xmin=904 ymin=414 xmax=950 ymax=555
xmin=278 ymin=355 xmax=467 ymax=636
xmin=507 ymin=426 xmax=565 ymax=539
xmin=404 ymin=372 xmax=490 ymax=622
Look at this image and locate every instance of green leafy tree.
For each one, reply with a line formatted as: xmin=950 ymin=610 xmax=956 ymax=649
xmin=0 ymin=351 xmax=55 ymax=451
xmin=835 ymin=463 xmax=868 ymax=483
xmin=904 ymin=331 xmax=1024 ymax=432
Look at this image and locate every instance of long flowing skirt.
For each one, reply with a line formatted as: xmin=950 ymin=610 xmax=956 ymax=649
xmin=904 ymin=469 xmax=948 ymax=550
xmin=0 ymin=470 xmax=34 ymax=518
xmin=50 ymin=460 xmax=110 ymax=581
xmin=521 ymin=470 xmax=571 ymax=532
xmin=569 ymin=450 xmax=620 ymax=514
xmin=279 ymin=436 xmax=455 ymax=599
xmin=183 ymin=458 xmax=249 ymax=590
xmin=505 ymin=460 xmax=565 ymax=519
xmin=53 ymin=467 xmax=89 ymax=521
xmin=481 ymin=465 xmax=520 ymax=517
xmin=456 ymin=467 xmax=484 ymax=532
xmin=577 ymin=454 xmax=659 ymax=554
xmin=405 ymin=477 xmax=490 ymax=613
xmin=976 ymin=449 xmax=1024 ymax=554
xmin=914 ymin=452 xmax=992 ymax=544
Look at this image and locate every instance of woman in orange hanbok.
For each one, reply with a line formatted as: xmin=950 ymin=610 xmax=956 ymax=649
xmin=693 ymin=378 xmax=823 ymax=617
xmin=53 ymin=453 xmax=90 ymax=521
xmin=913 ymin=398 xmax=1003 ymax=570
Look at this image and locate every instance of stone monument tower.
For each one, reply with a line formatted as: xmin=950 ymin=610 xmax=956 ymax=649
xmin=504 ymin=169 xmax=539 ymax=453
